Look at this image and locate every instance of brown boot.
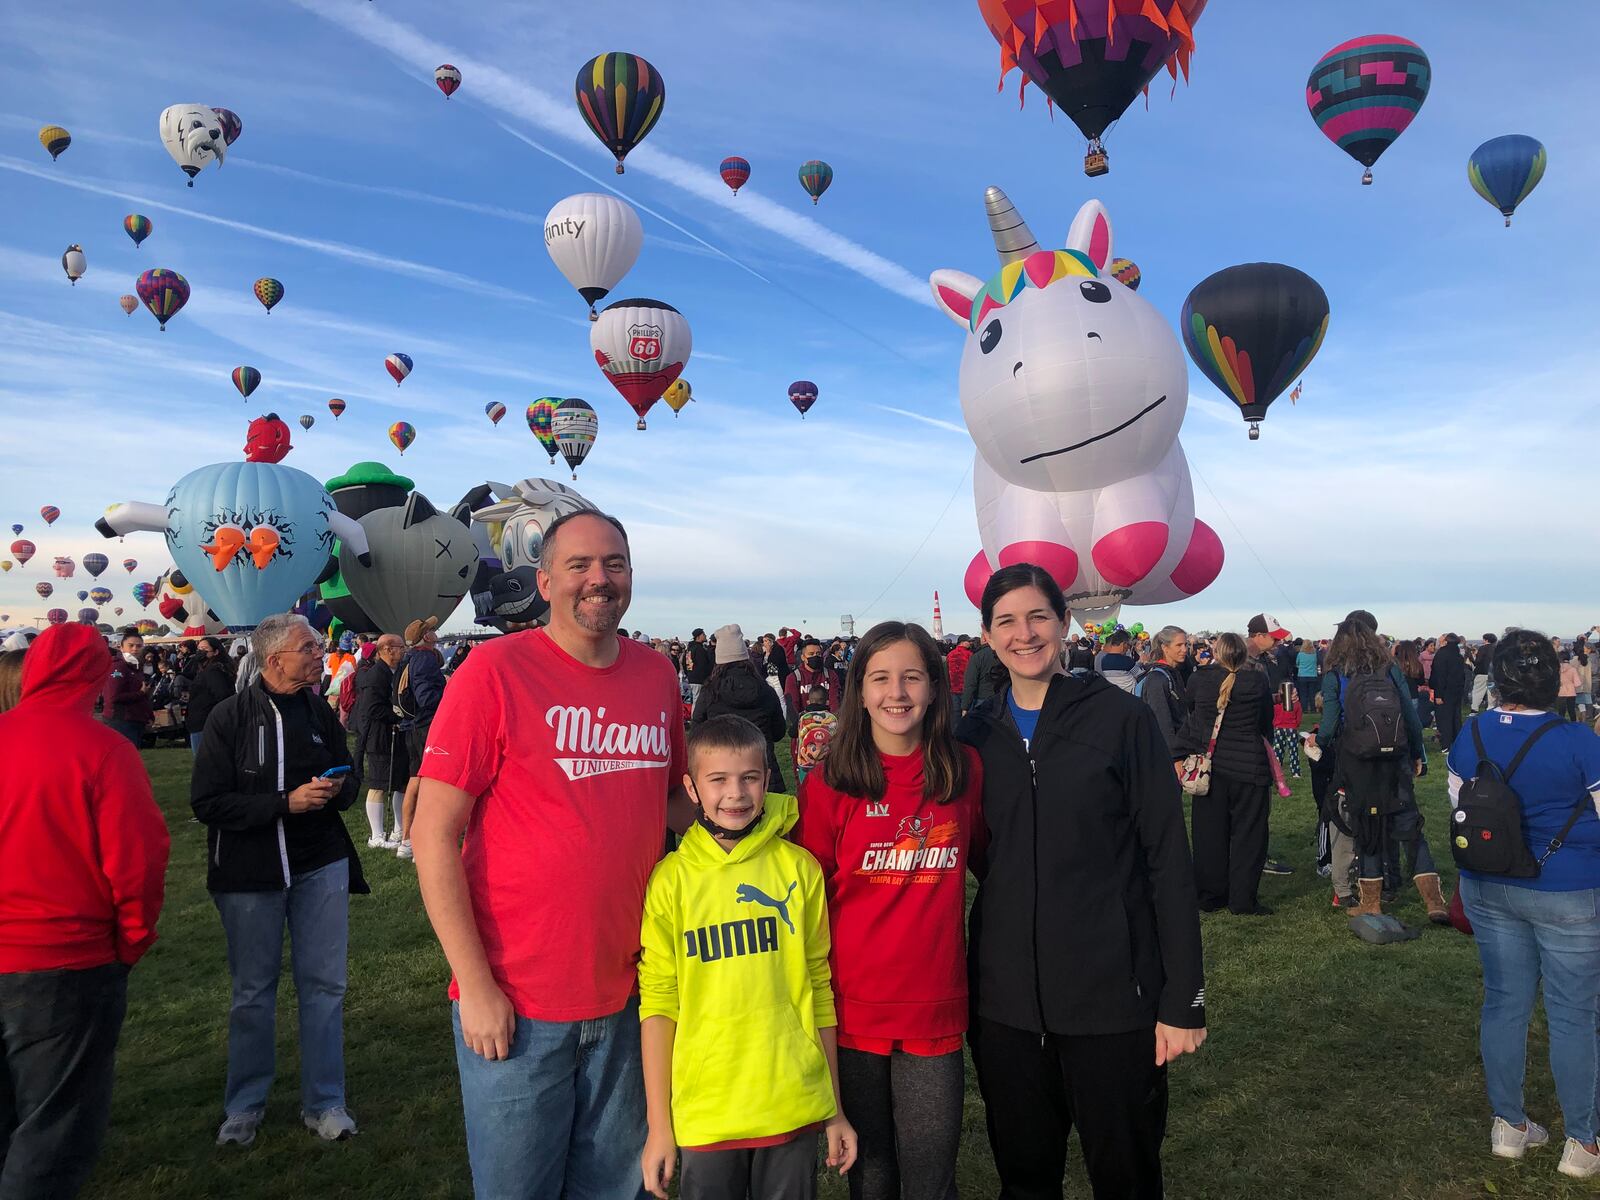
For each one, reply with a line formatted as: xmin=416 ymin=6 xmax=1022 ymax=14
xmin=1353 ymin=877 xmax=1384 ymax=918
xmin=1414 ymin=872 xmax=1451 ymax=924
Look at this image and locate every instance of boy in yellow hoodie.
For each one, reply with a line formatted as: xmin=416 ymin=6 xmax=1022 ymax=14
xmin=639 ymin=715 xmax=856 ymax=1199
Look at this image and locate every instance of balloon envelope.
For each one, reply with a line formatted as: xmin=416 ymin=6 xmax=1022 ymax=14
xmin=485 ymin=402 xmax=507 ymax=425
xmin=1181 ymin=263 xmax=1330 ymax=434
xmin=552 ymin=399 xmax=598 ymax=478
xmin=135 ymin=268 xmax=189 ymax=330
xmin=40 ymin=506 xmax=59 ymax=525
xmin=61 ymin=245 xmax=86 ymax=285
xmin=788 ymin=380 xmax=818 ymax=416
xmin=39 ymin=124 xmax=70 ymax=160
xmin=76 ymin=608 xmax=98 ymax=625
xmin=1469 ymin=134 xmax=1547 ymax=226
xmin=46 ymin=608 xmax=67 ymax=625
xmin=253 ymin=277 xmax=283 ymax=312
xmin=544 ymin=193 xmax=642 ymax=317
xmin=720 ymin=156 xmax=750 ymax=194
xmin=159 ymin=104 xmax=226 ymax=184
xmin=52 ymin=557 xmax=74 ymax=579
xmin=1110 ymin=258 xmax=1141 ymax=290
xmin=132 ymin=582 xmax=156 ymax=608
xmin=798 ymin=160 xmax=833 ymax=203
xmin=1306 ymin=35 xmax=1430 ymax=182
xmin=123 ymin=214 xmax=153 ymax=246
xmin=385 ymin=353 xmax=412 ymax=385
xmin=435 ymin=64 xmax=462 ymax=96
xmin=663 ymin=379 xmax=692 ymax=415
xmin=527 ymin=398 xmax=560 ymax=462
xmin=388 ymin=422 xmax=416 ymax=455
xmin=328 ymin=398 xmax=346 ymax=419
xmin=89 ymin=586 xmax=112 ymax=605
xmin=299 ymin=415 xmax=315 ymax=431
xmin=119 ymin=294 xmax=138 ymax=315
xmin=591 ymin=298 xmax=691 ymax=428
xmin=122 ymin=558 xmax=137 ymax=573
xmin=574 ymin=52 xmax=665 ymax=173
xmin=83 ymin=553 xmax=109 ymax=578
xmin=11 ymin=540 xmax=35 ymax=566
xmin=232 ymin=366 xmax=261 ymax=398
xmin=212 ymin=108 xmax=242 ymax=146
xmin=340 ymin=493 xmax=478 ymax=635
xmin=35 ymin=582 xmax=52 ymax=599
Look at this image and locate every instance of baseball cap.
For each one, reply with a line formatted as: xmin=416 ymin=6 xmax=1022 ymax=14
xmin=1343 ymin=609 xmax=1378 ymax=633
xmin=1247 ymin=613 xmax=1290 ymax=640
xmin=404 ymin=615 xmax=441 ymax=646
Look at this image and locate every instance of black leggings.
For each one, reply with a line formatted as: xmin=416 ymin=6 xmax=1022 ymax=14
xmin=836 ymin=1047 xmax=963 ymax=1200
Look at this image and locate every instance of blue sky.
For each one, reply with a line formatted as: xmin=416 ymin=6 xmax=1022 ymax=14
xmin=1 ymin=1 xmax=1595 ymax=643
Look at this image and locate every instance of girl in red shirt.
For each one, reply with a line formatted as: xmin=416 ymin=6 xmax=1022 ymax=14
xmin=794 ymin=621 xmax=984 ymax=1200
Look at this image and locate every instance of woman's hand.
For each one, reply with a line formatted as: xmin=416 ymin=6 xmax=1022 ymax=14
xmin=1155 ymin=1022 xmax=1207 ymax=1066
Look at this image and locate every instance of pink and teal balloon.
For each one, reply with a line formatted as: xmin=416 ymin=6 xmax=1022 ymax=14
xmin=1306 ymin=35 xmax=1430 ymax=184
xmin=123 ymin=213 xmax=152 ymax=246
xmin=388 ymin=421 xmax=416 ymax=455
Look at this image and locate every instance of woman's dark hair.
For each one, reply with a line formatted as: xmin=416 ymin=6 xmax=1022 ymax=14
xmin=1324 ymin=619 xmax=1391 ymax=676
xmin=823 ymin=621 xmax=967 ymax=806
xmin=1493 ymin=630 xmax=1559 ymax=708
xmin=979 ymin=564 xmax=1067 ymax=630
xmin=0 ymin=649 xmax=25 ymax=713
xmin=1392 ymin=639 xmax=1423 ymax=682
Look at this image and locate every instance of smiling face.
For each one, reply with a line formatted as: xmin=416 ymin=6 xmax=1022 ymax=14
xmin=537 ymin=513 xmax=632 ymax=638
xmin=686 ymin=744 xmax=768 ymax=837
xmin=860 ymin=638 xmax=933 ymax=752
xmin=985 ymin=585 xmax=1066 ymax=684
xmin=957 ymin=274 xmax=1188 ymax=492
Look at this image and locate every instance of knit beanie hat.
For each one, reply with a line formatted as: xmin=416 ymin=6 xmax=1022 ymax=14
xmin=713 ymin=624 xmax=747 ymax=665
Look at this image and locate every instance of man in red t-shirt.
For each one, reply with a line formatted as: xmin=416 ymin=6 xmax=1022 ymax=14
xmin=413 ymin=510 xmax=691 ymax=1200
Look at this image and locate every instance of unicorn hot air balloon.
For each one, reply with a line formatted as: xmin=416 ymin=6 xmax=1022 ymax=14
xmin=552 ymin=399 xmax=598 ymax=479
xmin=385 ymin=353 xmax=412 ymax=386
xmin=94 ymin=462 xmax=373 ymax=631
xmin=83 ymin=552 xmax=109 ymax=578
xmin=136 ymin=268 xmax=189 ymax=331
xmin=591 ymin=298 xmax=691 ymax=430
xmin=544 ymin=193 xmax=642 ymax=320
xmin=527 ymin=398 xmax=560 ymax=462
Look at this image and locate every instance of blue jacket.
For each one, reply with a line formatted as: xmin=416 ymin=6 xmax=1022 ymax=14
xmin=399 ymin=647 xmax=445 ymax=729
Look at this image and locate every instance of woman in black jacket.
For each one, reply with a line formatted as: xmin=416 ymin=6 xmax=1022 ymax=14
xmin=956 ymin=565 xmax=1205 ymax=1200
xmin=1174 ymin=632 xmax=1276 ymax=916
xmin=690 ymin=624 xmax=788 ymax=790
xmin=185 ymin=637 xmax=235 ymax=755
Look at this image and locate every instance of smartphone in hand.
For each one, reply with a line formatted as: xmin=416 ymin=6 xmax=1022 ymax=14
xmin=319 ymin=765 xmax=353 ymax=779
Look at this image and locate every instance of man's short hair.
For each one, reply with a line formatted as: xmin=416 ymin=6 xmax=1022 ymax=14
xmin=692 ymin=628 xmax=705 ymax=639
xmin=686 ymin=714 xmax=769 ymax=777
xmin=539 ymin=509 xmax=630 ymax=572
xmin=252 ymin=612 xmax=312 ymax=660
xmin=119 ymin=627 xmax=142 ymax=644
xmin=1104 ymin=629 xmax=1132 ymax=648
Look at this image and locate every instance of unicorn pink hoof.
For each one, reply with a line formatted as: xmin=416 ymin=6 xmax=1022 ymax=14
xmin=997 ymin=541 xmax=1079 ymax=591
xmin=1091 ymin=522 xmax=1168 ymax=587
xmin=1168 ymin=519 xmax=1225 ymax=595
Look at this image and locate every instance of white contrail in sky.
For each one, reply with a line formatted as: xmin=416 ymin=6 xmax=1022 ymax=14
xmin=292 ymin=0 xmax=935 ymax=309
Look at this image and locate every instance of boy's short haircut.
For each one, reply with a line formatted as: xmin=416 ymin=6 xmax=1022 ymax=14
xmin=686 ymin=714 xmax=769 ymax=777
xmin=804 ymin=686 xmax=828 ymax=708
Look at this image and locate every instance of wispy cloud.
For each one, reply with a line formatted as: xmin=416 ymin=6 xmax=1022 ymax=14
xmin=0 ymin=154 xmax=535 ymax=304
xmin=869 ymin=404 xmax=967 ymax=435
xmin=291 ymin=0 xmax=934 ymax=309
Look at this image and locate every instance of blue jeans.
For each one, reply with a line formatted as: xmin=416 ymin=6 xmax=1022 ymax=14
xmin=188 ymin=731 xmax=203 ymax=755
xmin=452 ymin=995 xmax=647 ymax=1200
xmin=1460 ymin=876 xmax=1600 ymax=1144
xmin=211 ymin=858 xmax=350 ymax=1117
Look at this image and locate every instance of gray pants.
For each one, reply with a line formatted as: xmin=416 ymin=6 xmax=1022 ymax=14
xmin=1471 ymin=674 xmax=1491 ymax=712
xmin=680 ymin=1132 xmax=817 ymax=1200
xmin=837 ymin=1048 xmax=963 ymax=1200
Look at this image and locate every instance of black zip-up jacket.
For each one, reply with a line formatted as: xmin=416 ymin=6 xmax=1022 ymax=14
xmin=1174 ymin=665 xmax=1275 ymax=785
xmin=958 ymin=673 xmax=1206 ymax=1036
xmin=185 ymin=660 xmax=234 ymax=734
xmin=191 ymin=679 xmax=370 ymax=895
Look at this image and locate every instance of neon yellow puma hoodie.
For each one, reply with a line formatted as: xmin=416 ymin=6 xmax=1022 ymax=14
xmin=638 ymin=792 xmax=837 ymax=1147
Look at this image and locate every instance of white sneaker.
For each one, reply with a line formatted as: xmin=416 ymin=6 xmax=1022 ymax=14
xmin=366 ymin=835 xmax=388 ymax=849
xmin=383 ymin=832 xmax=403 ymax=849
xmin=396 ymin=840 xmax=413 ymax=861
xmin=303 ymin=1106 xmax=358 ymax=1141
xmin=1491 ymin=1115 xmax=1549 ymax=1159
xmin=217 ymin=1110 xmax=264 ymax=1147
xmin=1560 ymin=1137 xmax=1600 ymax=1178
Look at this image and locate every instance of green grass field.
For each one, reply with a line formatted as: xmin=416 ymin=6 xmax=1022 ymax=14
xmin=85 ymin=732 xmax=1597 ymax=1199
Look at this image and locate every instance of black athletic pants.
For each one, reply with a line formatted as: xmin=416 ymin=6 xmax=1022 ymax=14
xmin=1435 ymin=691 xmax=1464 ymax=755
xmin=680 ymin=1132 xmax=818 ymax=1200
xmin=836 ymin=1047 xmax=963 ymax=1200
xmin=972 ymin=1019 xmax=1167 ymax=1199
xmin=1189 ymin=774 xmax=1269 ymax=913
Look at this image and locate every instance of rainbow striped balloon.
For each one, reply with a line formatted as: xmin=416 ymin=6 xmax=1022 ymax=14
xmin=574 ymin=52 xmax=665 ymax=174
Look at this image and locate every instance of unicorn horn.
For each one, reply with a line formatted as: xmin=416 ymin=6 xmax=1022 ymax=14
xmin=985 ymin=186 xmax=1040 ymax=265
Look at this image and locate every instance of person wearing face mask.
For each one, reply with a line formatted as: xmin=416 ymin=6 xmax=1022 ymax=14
xmin=786 ymin=639 xmax=840 ymax=718
xmin=957 ymin=564 xmax=1205 ymax=1200
xmin=101 ymin=630 xmax=154 ymax=748
xmin=185 ymin=637 xmax=234 ymax=756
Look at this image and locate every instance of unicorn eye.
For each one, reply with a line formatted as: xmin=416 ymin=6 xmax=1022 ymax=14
xmin=1079 ymin=280 xmax=1111 ymax=304
xmin=979 ymin=318 xmax=1003 ymax=354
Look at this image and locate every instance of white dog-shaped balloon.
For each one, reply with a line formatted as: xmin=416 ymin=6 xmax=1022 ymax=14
xmin=159 ymin=104 xmax=226 ymax=186
xmin=930 ymin=189 xmax=1224 ymax=623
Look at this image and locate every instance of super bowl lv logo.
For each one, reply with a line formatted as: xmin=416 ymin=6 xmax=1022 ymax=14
xmin=628 ymin=321 xmax=663 ymax=359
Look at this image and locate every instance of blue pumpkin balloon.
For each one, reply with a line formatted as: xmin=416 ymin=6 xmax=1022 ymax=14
xmin=1468 ymin=134 xmax=1547 ymax=228
xmin=163 ymin=461 xmax=345 ymax=631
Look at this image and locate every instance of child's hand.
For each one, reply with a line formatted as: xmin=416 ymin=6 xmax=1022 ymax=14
xmin=824 ymin=1113 xmax=857 ymax=1175
xmin=641 ymin=1127 xmax=678 ymax=1200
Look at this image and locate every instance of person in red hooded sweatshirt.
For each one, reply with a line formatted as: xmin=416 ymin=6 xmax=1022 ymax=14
xmin=0 ymin=623 xmax=170 ymax=1199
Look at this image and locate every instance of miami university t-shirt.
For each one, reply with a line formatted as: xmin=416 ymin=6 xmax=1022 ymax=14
xmin=419 ymin=629 xmax=686 ymax=1022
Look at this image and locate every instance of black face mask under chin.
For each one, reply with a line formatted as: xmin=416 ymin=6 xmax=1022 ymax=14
xmin=689 ymin=788 xmax=765 ymax=842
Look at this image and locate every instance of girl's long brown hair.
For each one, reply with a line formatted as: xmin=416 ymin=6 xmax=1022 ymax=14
xmin=822 ymin=621 xmax=967 ymax=805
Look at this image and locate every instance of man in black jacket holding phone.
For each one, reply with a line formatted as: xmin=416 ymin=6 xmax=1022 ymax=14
xmin=191 ymin=612 xmax=370 ymax=1150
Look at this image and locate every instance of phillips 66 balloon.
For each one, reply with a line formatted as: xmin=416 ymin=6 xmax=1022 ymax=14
xmin=574 ymin=53 xmax=665 ymax=174
xmin=388 ymin=421 xmax=416 ymax=455
xmin=385 ymin=353 xmax=412 ymax=385
xmin=544 ymin=193 xmax=642 ymax=320
xmin=1468 ymin=134 xmax=1547 ymax=227
xmin=159 ymin=104 xmax=226 ymax=186
xmin=551 ymin=399 xmax=598 ymax=480
xmin=1306 ymin=35 xmax=1430 ymax=185
xmin=527 ymin=398 xmax=560 ymax=463
xmin=96 ymin=461 xmax=372 ymax=631
xmin=136 ymin=268 xmax=189 ymax=330
xmin=591 ymin=298 xmax=691 ymax=430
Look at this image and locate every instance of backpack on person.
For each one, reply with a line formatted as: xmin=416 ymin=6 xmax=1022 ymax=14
xmin=392 ymin=660 xmax=419 ymax=721
xmin=1450 ymin=716 xmax=1587 ymax=878
xmin=1338 ymin=670 xmax=1408 ymax=760
xmin=339 ymin=664 xmax=362 ymax=726
xmin=794 ymin=708 xmax=838 ymax=771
